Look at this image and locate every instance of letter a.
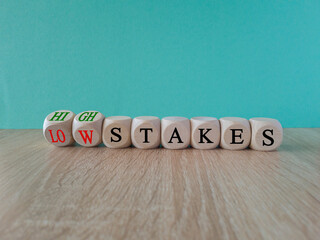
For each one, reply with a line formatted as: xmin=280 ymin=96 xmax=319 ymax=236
xmin=168 ymin=128 xmax=183 ymax=143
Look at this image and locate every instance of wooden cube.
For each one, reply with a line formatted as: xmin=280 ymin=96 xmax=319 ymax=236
xmin=249 ymin=118 xmax=283 ymax=151
xmin=43 ymin=110 xmax=75 ymax=147
xmin=219 ymin=117 xmax=251 ymax=150
xmin=161 ymin=117 xmax=190 ymax=149
xmin=131 ymin=116 xmax=161 ymax=149
xmin=191 ymin=117 xmax=220 ymax=149
xmin=72 ymin=111 xmax=104 ymax=147
xmin=102 ymin=116 xmax=132 ymax=148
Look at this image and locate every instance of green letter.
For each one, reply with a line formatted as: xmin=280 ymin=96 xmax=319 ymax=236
xmin=79 ymin=111 xmax=98 ymax=121
xmin=79 ymin=112 xmax=89 ymax=121
xmin=87 ymin=111 xmax=98 ymax=121
xmin=49 ymin=111 xmax=70 ymax=121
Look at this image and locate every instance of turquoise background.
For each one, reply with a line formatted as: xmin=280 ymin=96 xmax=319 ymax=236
xmin=1 ymin=0 xmax=319 ymax=128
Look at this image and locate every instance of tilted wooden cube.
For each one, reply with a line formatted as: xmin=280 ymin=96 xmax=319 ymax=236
xmin=72 ymin=111 xmax=104 ymax=147
xmin=43 ymin=110 xmax=76 ymax=147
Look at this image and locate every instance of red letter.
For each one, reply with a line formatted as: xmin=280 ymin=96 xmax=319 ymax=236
xmin=79 ymin=130 xmax=93 ymax=144
xmin=57 ymin=130 xmax=66 ymax=143
xmin=49 ymin=129 xmax=65 ymax=143
xmin=49 ymin=130 xmax=58 ymax=142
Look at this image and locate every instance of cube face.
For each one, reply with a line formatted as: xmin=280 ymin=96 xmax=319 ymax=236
xmin=250 ymin=118 xmax=283 ymax=151
xmin=161 ymin=117 xmax=190 ymax=149
xmin=220 ymin=117 xmax=251 ymax=150
xmin=43 ymin=125 xmax=74 ymax=147
xmin=191 ymin=117 xmax=220 ymax=149
xmin=102 ymin=116 xmax=132 ymax=148
xmin=43 ymin=110 xmax=75 ymax=147
xmin=72 ymin=111 xmax=104 ymax=147
xmin=131 ymin=116 xmax=160 ymax=149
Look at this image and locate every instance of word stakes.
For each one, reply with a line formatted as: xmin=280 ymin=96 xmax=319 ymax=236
xmin=43 ymin=110 xmax=283 ymax=151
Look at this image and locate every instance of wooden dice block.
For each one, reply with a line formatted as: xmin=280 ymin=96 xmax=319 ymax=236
xmin=219 ymin=117 xmax=251 ymax=150
xmin=72 ymin=111 xmax=104 ymax=147
xmin=43 ymin=110 xmax=76 ymax=147
xmin=161 ymin=117 xmax=190 ymax=149
xmin=131 ymin=116 xmax=160 ymax=149
xmin=102 ymin=116 xmax=132 ymax=148
xmin=249 ymin=118 xmax=283 ymax=151
xmin=191 ymin=117 xmax=220 ymax=149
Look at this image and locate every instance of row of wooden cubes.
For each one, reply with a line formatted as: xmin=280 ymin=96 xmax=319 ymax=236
xmin=43 ymin=110 xmax=283 ymax=151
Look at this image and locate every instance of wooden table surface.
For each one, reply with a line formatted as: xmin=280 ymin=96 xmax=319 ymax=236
xmin=0 ymin=129 xmax=319 ymax=240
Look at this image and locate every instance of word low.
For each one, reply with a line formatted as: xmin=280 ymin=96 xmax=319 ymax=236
xmin=43 ymin=110 xmax=283 ymax=151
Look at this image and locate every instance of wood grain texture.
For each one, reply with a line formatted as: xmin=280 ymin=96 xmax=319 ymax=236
xmin=0 ymin=129 xmax=319 ymax=240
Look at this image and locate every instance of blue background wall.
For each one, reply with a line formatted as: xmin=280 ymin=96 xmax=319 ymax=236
xmin=1 ymin=0 xmax=319 ymax=128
